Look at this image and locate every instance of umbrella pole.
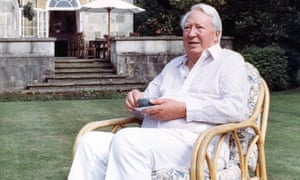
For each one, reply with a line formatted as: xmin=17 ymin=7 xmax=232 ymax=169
xmin=106 ymin=8 xmax=111 ymax=60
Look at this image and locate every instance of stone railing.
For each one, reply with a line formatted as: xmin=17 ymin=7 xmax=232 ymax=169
xmin=111 ymin=36 xmax=233 ymax=82
xmin=0 ymin=38 xmax=55 ymax=92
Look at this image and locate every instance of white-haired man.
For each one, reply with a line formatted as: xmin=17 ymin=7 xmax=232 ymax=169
xmin=68 ymin=3 xmax=249 ymax=180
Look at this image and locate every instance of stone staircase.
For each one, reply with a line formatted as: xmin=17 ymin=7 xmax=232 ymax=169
xmin=22 ymin=58 xmax=147 ymax=97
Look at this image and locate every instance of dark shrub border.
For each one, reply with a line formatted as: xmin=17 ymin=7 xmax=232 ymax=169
xmin=241 ymin=45 xmax=289 ymax=91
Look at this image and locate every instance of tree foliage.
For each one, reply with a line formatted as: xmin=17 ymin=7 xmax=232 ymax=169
xmin=134 ymin=0 xmax=181 ymax=35
xmin=134 ymin=0 xmax=225 ymax=35
xmin=220 ymin=0 xmax=300 ymax=89
xmin=134 ymin=0 xmax=300 ymax=89
xmin=221 ymin=0 xmax=300 ymax=51
xmin=135 ymin=0 xmax=299 ymax=51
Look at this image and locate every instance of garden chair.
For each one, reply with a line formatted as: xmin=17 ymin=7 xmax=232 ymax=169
xmin=77 ymin=33 xmax=96 ymax=59
xmin=71 ymin=63 xmax=270 ymax=180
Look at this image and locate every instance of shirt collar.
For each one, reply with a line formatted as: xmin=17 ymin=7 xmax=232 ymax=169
xmin=176 ymin=44 xmax=223 ymax=67
xmin=174 ymin=55 xmax=188 ymax=67
xmin=207 ymin=44 xmax=222 ymax=60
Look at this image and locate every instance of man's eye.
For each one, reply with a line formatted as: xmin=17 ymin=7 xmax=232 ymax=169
xmin=184 ymin=26 xmax=191 ymax=31
xmin=196 ymin=26 xmax=204 ymax=30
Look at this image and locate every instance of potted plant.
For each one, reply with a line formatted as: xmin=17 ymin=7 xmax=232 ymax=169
xmin=22 ymin=2 xmax=36 ymax=21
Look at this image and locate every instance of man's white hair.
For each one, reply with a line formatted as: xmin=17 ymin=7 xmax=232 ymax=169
xmin=180 ymin=3 xmax=223 ymax=43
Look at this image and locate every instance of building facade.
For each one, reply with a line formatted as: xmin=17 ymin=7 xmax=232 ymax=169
xmin=0 ymin=0 xmax=137 ymax=91
xmin=0 ymin=0 xmax=135 ymax=57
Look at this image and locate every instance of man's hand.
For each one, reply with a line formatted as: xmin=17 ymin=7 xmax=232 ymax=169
xmin=142 ymin=98 xmax=186 ymax=121
xmin=125 ymin=89 xmax=143 ymax=112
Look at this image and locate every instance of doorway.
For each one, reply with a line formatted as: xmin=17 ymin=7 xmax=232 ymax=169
xmin=49 ymin=11 xmax=77 ymax=57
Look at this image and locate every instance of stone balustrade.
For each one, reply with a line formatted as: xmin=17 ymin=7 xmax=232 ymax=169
xmin=0 ymin=38 xmax=55 ymax=92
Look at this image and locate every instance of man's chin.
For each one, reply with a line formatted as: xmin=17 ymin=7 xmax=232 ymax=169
xmin=187 ymin=48 xmax=203 ymax=55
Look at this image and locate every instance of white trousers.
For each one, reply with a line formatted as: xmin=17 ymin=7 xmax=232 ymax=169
xmin=68 ymin=128 xmax=229 ymax=180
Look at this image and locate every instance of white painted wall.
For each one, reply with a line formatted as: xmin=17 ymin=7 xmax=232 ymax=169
xmin=0 ymin=0 xmax=20 ymax=38
xmin=81 ymin=0 xmax=136 ymax=41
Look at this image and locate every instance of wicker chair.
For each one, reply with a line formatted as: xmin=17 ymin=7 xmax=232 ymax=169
xmin=71 ymin=63 xmax=270 ymax=180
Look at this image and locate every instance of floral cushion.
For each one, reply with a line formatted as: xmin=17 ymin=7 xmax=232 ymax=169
xmin=152 ymin=168 xmax=190 ymax=180
xmin=216 ymin=163 xmax=241 ymax=180
xmin=151 ymin=62 xmax=262 ymax=180
xmin=229 ymin=62 xmax=261 ymax=172
xmin=151 ymin=165 xmax=241 ymax=180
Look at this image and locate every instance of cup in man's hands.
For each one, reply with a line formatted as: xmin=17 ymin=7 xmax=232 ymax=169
xmin=137 ymin=98 xmax=154 ymax=107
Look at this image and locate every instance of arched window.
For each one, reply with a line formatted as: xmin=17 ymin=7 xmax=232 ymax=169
xmin=47 ymin=0 xmax=81 ymax=10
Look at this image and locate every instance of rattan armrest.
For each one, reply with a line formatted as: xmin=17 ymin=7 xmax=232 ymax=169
xmin=191 ymin=120 xmax=258 ymax=179
xmin=191 ymin=80 xmax=269 ymax=180
xmin=190 ymin=111 xmax=268 ymax=180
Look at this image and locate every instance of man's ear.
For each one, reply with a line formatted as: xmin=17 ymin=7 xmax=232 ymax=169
xmin=214 ymin=31 xmax=221 ymax=43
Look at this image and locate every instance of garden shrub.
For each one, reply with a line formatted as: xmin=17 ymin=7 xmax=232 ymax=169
xmin=241 ymin=45 xmax=289 ymax=91
xmin=285 ymin=49 xmax=300 ymax=88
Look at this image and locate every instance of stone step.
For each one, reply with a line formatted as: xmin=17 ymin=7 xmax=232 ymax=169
xmin=55 ymin=58 xmax=103 ymax=63
xmin=23 ymin=57 xmax=143 ymax=97
xmin=55 ymin=68 xmax=115 ymax=74
xmin=27 ymin=79 xmax=145 ymax=87
xmin=55 ymin=59 xmax=112 ymax=66
xmin=55 ymin=63 xmax=113 ymax=69
xmin=46 ymin=74 xmax=127 ymax=83
xmin=21 ymin=84 xmax=146 ymax=96
xmin=23 ymin=81 xmax=146 ymax=95
xmin=54 ymin=57 xmax=110 ymax=63
xmin=46 ymin=73 xmax=127 ymax=82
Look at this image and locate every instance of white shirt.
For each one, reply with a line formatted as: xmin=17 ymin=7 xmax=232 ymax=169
xmin=141 ymin=44 xmax=249 ymax=133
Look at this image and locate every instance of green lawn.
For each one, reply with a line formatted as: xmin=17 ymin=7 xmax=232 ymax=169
xmin=0 ymin=99 xmax=130 ymax=180
xmin=0 ymin=89 xmax=299 ymax=180
xmin=266 ymin=89 xmax=300 ymax=180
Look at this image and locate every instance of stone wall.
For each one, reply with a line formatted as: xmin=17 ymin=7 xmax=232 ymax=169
xmin=111 ymin=36 xmax=233 ymax=82
xmin=111 ymin=36 xmax=184 ymax=80
xmin=121 ymin=53 xmax=180 ymax=81
xmin=0 ymin=38 xmax=55 ymax=92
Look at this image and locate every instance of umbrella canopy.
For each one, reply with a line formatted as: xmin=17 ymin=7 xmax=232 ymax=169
xmin=80 ymin=0 xmax=145 ymax=13
xmin=80 ymin=0 xmax=145 ymax=59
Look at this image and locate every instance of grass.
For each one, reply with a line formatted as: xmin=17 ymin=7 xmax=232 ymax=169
xmin=0 ymin=89 xmax=299 ymax=179
xmin=0 ymin=99 xmax=130 ymax=180
xmin=265 ymin=88 xmax=300 ymax=180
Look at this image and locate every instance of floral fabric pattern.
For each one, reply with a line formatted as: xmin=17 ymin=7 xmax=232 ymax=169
xmin=229 ymin=62 xmax=261 ymax=172
xmin=152 ymin=168 xmax=190 ymax=180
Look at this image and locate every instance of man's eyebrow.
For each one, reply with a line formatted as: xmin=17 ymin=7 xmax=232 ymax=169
xmin=185 ymin=22 xmax=202 ymax=26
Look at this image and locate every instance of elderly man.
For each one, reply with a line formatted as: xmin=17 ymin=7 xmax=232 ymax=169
xmin=68 ymin=3 xmax=248 ymax=180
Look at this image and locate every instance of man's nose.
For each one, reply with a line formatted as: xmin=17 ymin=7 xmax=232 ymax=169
xmin=188 ymin=26 xmax=197 ymax=37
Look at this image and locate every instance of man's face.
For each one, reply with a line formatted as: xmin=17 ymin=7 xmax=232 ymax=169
xmin=183 ymin=10 xmax=219 ymax=58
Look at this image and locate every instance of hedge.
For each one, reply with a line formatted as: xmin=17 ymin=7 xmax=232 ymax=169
xmin=241 ymin=45 xmax=289 ymax=91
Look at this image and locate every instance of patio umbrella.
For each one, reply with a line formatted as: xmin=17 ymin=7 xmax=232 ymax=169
xmin=80 ymin=0 xmax=145 ymax=58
